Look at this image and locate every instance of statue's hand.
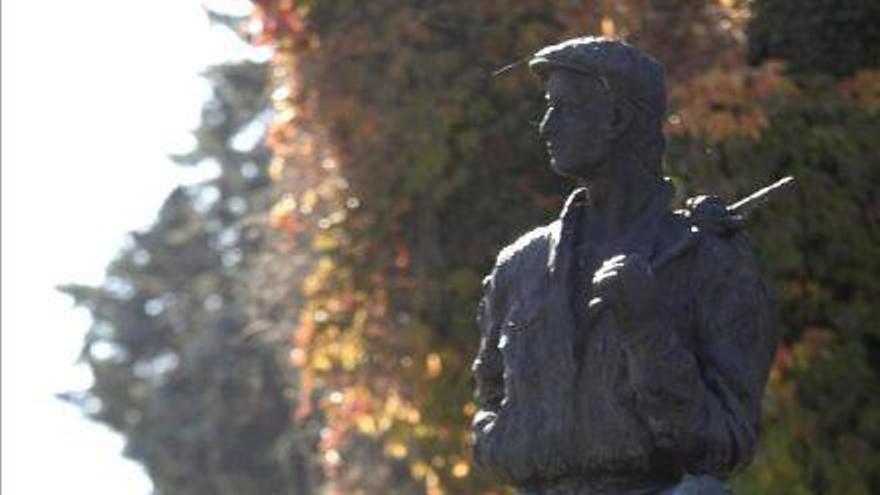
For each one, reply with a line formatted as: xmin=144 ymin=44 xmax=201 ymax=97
xmin=590 ymin=253 xmax=661 ymax=331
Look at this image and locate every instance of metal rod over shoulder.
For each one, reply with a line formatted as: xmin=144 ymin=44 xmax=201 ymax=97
xmin=587 ymin=176 xmax=795 ymax=312
xmin=652 ymin=176 xmax=795 ymax=271
xmin=728 ymin=176 xmax=795 ymax=216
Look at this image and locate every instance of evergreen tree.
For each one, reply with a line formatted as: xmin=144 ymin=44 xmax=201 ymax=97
xmin=748 ymin=0 xmax=880 ymax=78
xmin=60 ymin=21 xmax=317 ymax=495
xmin=722 ymin=2 xmax=879 ymax=492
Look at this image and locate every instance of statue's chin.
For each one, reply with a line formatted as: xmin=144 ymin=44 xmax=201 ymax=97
xmin=550 ymin=158 xmax=598 ymax=182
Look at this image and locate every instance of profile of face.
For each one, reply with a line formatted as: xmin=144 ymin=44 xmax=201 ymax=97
xmin=538 ymin=69 xmax=617 ymax=181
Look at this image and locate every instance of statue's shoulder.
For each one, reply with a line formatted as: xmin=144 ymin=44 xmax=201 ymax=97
xmin=493 ymin=220 xmax=558 ymax=278
xmin=665 ymin=197 xmax=760 ymax=278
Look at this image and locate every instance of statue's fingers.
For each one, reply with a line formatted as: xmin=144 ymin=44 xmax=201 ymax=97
xmin=599 ymin=261 xmax=626 ymax=274
xmin=593 ymin=263 xmax=618 ymax=278
xmin=599 ymin=254 xmax=627 ymax=270
xmin=603 ymin=254 xmax=627 ymax=266
xmin=599 ymin=256 xmax=628 ymax=270
xmin=592 ymin=271 xmax=622 ymax=308
xmin=592 ymin=270 xmax=618 ymax=285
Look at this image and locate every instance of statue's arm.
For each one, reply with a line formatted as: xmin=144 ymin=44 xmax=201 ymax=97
xmin=473 ymin=269 xmax=504 ymax=419
xmin=621 ymin=233 xmax=775 ymax=476
xmin=471 ymin=268 xmax=506 ymax=469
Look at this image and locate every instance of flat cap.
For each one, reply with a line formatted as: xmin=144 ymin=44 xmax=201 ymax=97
xmin=530 ymin=37 xmax=666 ymax=118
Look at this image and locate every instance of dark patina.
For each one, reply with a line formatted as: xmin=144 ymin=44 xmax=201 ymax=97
xmin=472 ymin=38 xmax=777 ymax=495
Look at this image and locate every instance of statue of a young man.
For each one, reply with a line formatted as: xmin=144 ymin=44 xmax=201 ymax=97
xmin=471 ymin=38 xmax=776 ymax=495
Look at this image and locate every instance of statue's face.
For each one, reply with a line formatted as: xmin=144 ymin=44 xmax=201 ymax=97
xmin=539 ymin=69 xmax=616 ymax=181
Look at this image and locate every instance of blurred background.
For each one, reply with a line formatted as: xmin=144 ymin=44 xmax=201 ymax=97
xmin=2 ymin=1 xmax=879 ymax=494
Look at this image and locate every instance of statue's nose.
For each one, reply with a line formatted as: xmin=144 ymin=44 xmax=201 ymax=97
xmin=538 ymin=107 xmax=556 ymax=140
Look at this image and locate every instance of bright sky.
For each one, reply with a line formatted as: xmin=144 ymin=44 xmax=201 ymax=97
xmin=2 ymin=1 xmax=265 ymax=492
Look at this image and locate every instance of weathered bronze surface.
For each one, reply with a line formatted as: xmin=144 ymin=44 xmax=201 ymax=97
xmin=471 ymin=38 xmax=777 ymax=495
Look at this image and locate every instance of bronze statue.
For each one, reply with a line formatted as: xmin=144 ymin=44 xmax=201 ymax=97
xmin=471 ymin=37 xmax=778 ymax=494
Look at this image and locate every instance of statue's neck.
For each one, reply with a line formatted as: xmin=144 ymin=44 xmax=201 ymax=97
xmin=581 ymin=151 xmax=662 ymax=238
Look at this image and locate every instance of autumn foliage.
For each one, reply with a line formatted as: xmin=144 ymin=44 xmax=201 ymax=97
xmin=247 ymin=1 xmax=880 ymax=493
xmin=67 ymin=1 xmax=880 ymax=494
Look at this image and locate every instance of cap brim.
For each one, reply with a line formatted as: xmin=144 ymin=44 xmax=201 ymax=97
xmin=529 ymin=56 xmax=595 ymax=79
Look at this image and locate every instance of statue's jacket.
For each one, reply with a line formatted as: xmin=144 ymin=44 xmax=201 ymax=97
xmin=472 ymin=185 xmax=776 ymax=491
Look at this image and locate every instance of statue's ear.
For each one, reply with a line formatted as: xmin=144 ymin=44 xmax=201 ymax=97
xmin=611 ymin=97 xmax=635 ymax=138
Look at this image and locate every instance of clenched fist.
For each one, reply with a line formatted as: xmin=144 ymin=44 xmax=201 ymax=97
xmin=589 ymin=253 xmax=662 ymax=331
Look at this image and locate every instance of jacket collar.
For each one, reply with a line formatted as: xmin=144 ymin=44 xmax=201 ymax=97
xmin=548 ymin=179 xmax=674 ymax=275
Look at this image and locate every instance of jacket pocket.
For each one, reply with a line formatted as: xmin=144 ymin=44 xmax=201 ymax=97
xmin=493 ymin=299 xmax=574 ymax=483
xmin=498 ymin=301 xmax=543 ymax=402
